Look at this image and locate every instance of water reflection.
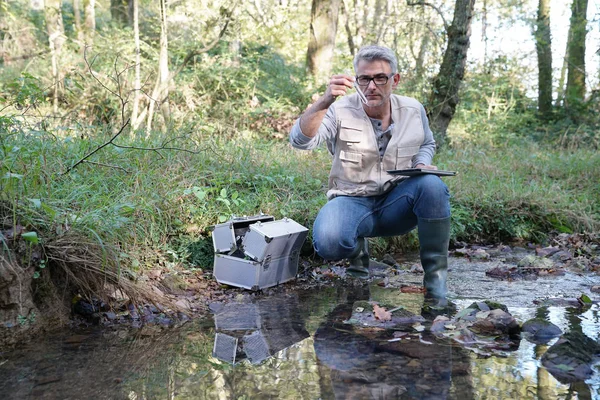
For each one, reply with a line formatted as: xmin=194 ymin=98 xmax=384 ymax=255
xmin=0 ymin=284 xmax=599 ymax=399
xmin=211 ymin=296 xmax=309 ymax=364
xmin=312 ymin=284 xmax=474 ymax=399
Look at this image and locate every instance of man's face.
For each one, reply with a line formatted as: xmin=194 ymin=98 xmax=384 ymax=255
xmin=355 ymin=59 xmax=399 ymax=109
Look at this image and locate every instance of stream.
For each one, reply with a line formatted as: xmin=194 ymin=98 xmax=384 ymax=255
xmin=1 ymin=257 xmax=599 ymax=399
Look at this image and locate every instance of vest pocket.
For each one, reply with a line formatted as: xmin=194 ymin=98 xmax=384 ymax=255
xmin=340 ymin=150 xmax=361 ymax=164
xmin=339 ymin=125 xmax=362 ymax=146
xmin=395 ymin=145 xmax=420 ymax=169
xmin=335 ymin=150 xmax=365 ymax=183
xmin=333 ymin=178 xmax=365 ymax=196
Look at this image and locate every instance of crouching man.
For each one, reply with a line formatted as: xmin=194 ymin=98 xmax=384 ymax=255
xmin=289 ymin=45 xmax=451 ymax=299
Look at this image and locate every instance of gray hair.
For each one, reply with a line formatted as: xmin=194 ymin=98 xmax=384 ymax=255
xmin=353 ymin=45 xmax=398 ymax=74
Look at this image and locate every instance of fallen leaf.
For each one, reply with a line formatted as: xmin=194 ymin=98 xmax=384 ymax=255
xmin=373 ymin=304 xmax=392 ymax=321
xmin=579 ymin=294 xmax=592 ymax=304
xmin=554 ymin=364 xmax=574 ymax=372
xmin=400 ymin=285 xmax=426 ymax=293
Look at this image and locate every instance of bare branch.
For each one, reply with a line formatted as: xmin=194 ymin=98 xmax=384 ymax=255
xmin=170 ymin=10 xmax=234 ymax=78
xmin=111 ymin=135 xmax=203 ymax=154
xmin=80 ymin=160 xmax=130 ymax=173
xmin=84 ymin=47 xmax=121 ymax=100
xmin=63 ymin=119 xmax=130 ymax=174
xmin=406 ymin=1 xmax=449 ymax=32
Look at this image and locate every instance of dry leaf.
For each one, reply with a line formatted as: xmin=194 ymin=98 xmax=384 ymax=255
xmin=400 ymin=285 xmax=426 ymax=293
xmin=373 ymin=304 xmax=392 ymax=321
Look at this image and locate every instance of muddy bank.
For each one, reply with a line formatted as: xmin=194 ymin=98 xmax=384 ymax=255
xmin=2 ymin=231 xmax=599 ymax=349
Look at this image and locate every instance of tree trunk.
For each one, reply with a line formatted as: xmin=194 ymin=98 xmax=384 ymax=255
xmin=83 ymin=0 xmax=96 ymax=43
xmin=146 ymin=0 xmax=170 ymax=135
xmin=73 ymin=0 xmax=84 ymax=49
xmin=131 ymin=0 xmax=141 ymax=130
xmin=341 ymin=0 xmax=356 ymax=56
xmin=535 ymin=0 xmax=552 ymax=119
xmin=45 ymin=0 xmax=66 ymax=115
xmin=427 ymin=0 xmax=476 ymax=145
xmin=369 ymin=0 xmax=386 ymax=44
xmin=555 ymin=36 xmax=569 ymax=107
xmin=306 ymin=0 xmax=341 ymax=82
xmin=110 ymin=0 xmax=132 ymax=26
xmin=415 ymin=9 xmax=432 ymax=79
xmin=482 ymin=0 xmax=488 ymax=69
xmin=565 ymin=0 xmax=589 ymax=112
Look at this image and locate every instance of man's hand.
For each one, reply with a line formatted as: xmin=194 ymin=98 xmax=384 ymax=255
xmin=324 ymin=73 xmax=355 ymax=103
xmin=299 ymin=73 xmax=354 ymax=138
xmin=414 ymin=163 xmax=438 ymax=170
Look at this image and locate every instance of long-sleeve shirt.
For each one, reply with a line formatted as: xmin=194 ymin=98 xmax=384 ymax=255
xmin=289 ymin=95 xmax=435 ymax=168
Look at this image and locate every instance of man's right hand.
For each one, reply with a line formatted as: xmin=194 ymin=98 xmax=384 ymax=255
xmin=323 ymin=73 xmax=355 ymax=103
xmin=299 ymin=74 xmax=354 ymax=138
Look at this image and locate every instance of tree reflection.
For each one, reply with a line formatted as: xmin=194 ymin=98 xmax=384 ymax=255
xmin=313 ymin=284 xmax=474 ymax=399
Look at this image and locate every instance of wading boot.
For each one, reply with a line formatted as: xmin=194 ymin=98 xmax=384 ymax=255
xmin=418 ymin=217 xmax=451 ymax=299
xmin=347 ymin=237 xmax=370 ymax=279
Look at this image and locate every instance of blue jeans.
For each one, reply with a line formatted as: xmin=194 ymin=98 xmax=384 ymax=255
xmin=313 ymin=175 xmax=451 ymax=260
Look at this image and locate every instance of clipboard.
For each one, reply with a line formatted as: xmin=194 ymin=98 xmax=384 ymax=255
xmin=387 ymin=168 xmax=457 ymax=177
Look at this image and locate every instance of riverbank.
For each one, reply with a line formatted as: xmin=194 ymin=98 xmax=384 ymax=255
xmin=3 ymin=228 xmax=597 ymax=349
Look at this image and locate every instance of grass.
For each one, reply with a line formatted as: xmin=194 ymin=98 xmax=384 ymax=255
xmin=437 ymin=142 xmax=600 ymax=243
xmin=1 ymin=40 xmax=599 ymax=307
xmin=3 ymin=126 xmax=599 ymax=276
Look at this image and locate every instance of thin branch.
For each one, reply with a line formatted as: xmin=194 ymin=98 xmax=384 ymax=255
xmin=404 ymin=19 xmax=444 ymax=47
xmin=63 ymin=119 xmax=130 ymax=175
xmin=111 ymin=135 xmax=203 ymax=154
xmin=80 ymin=160 xmax=130 ymax=173
xmin=84 ymin=47 xmax=122 ymax=100
xmin=406 ymin=1 xmax=449 ymax=32
xmin=170 ymin=11 xmax=233 ymax=79
xmin=0 ymin=49 xmax=51 ymax=63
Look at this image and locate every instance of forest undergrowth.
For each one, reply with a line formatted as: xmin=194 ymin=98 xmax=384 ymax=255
xmin=1 ymin=42 xmax=600 ymax=340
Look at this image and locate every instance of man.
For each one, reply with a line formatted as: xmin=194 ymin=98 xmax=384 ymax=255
xmin=289 ymin=45 xmax=451 ymax=299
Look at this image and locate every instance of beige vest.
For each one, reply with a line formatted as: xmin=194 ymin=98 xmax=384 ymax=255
xmin=327 ymin=94 xmax=425 ymax=199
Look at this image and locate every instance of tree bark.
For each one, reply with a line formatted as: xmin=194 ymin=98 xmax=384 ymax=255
xmin=565 ymin=0 xmax=589 ymax=112
xmin=555 ymin=34 xmax=570 ymax=107
xmin=482 ymin=0 xmax=488 ymax=69
xmin=131 ymin=0 xmax=141 ymax=130
xmin=73 ymin=0 xmax=84 ymax=49
xmin=427 ymin=0 xmax=476 ymax=145
xmin=45 ymin=0 xmax=66 ymax=115
xmin=110 ymin=0 xmax=132 ymax=26
xmin=535 ymin=0 xmax=552 ymax=119
xmin=341 ymin=0 xmax=356 ymax=56
xmin=306 ymin=0 xmax=341 ymax=82
xmin=83 ymin=0 xmax=96 ymax=43
xmin=146 ymin=0 xmax=170 ymax=135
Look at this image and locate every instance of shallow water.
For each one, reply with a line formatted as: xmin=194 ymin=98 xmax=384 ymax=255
xmin=1 ymin=258 xmax=599 ymax=399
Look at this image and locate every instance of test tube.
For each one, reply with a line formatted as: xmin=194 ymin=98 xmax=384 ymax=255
xmin=346 ymin=70 xmax=368 ymax=104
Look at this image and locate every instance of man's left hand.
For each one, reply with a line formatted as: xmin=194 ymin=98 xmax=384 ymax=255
xmin=414 ymin=164 xmax=438 ymax=170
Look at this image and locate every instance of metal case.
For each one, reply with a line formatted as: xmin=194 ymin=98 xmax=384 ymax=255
xmin=212 ymin=214 xmax=274 ymax=254
xmin=212 ymin=216 xmax=308 ymax=290
xmin=212 ymin=296 xmax=309 ymax=365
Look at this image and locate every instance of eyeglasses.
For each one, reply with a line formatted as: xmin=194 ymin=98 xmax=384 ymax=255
xmin=356 ymin=73 xmax=394 ymax=86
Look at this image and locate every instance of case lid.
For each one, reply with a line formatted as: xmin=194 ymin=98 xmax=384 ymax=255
xmin=242 ymin=218 xmax=308 ymax=262
xmin=212 ymin=333 xmax=238 ymax=364
xmin=212 ymin=214 xmax=274 ymax=254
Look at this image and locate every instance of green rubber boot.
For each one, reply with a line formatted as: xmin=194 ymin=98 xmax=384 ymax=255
xmin=347 ymin=237 xmax=370 ymax=278
xmin=418 ymin=217 xmax=451 ymax=299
